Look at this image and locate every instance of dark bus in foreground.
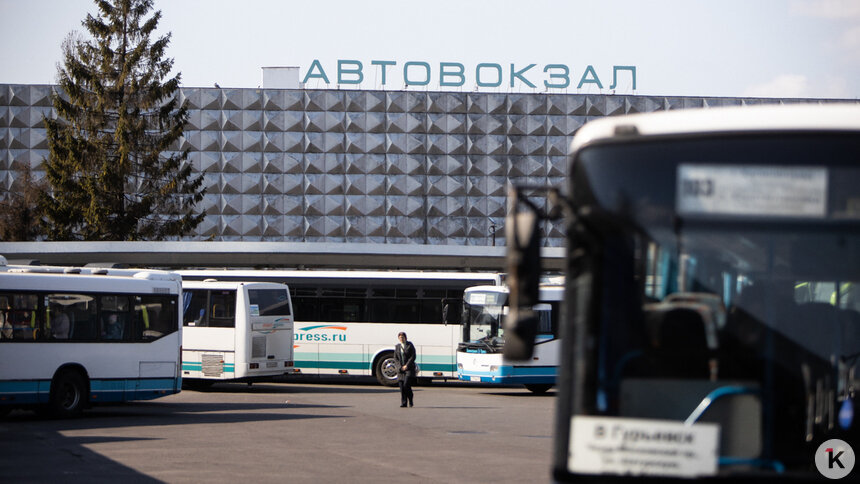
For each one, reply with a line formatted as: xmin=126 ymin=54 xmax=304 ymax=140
xmin=505 ymin=104 xmax=860 ymax=480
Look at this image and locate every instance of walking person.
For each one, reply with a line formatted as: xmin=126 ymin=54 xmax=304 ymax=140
xmin=395 ymin=331 xmax=416 ymax=407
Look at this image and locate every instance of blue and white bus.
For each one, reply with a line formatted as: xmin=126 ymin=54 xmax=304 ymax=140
xmin=177 ymin=270 xmax=503 ymax=385
xmin=0 ymin=258 xmax=182 ymax=417
xmin=456 ymin=281 xmax=563 ymax=393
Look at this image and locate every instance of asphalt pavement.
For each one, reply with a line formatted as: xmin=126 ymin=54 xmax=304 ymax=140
xmin=0 ymin=378 xmax=556 ymax=483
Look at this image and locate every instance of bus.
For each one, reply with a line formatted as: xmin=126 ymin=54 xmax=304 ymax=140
xmin=456 ymin=281 xmax=563 ymax=393
xmin=177 ymin=270 xmax=502 ymax=385
xmin=181 ymin=280 xmax=294 ymax=388
xmin=0 ymin=258 xmax=182 ymax=417
xmin=503 ymin=103 xmax=860 ymax=480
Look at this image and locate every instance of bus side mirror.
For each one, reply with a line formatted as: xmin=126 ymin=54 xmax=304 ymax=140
xmin=504 ymin=307 xmax=539 ymax=361
xmin=503 ymin=187 xmax=542 ymax=361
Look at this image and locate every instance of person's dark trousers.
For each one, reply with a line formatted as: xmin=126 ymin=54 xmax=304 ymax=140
xmin=399 ymin=377 xmax=413 ymax=407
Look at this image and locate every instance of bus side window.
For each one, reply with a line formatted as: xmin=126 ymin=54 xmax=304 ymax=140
xmin=0 ymin=295 xmax=11 ymax=340
xmin=137 ymin=296 xmax=176 ymax=340
xmin=70 ymin=302 xmax=98 ymax=341
xmin=422 ymin=299 xmax=444 ymax=324
xmin=320 ymin=297 xmax=364 ymax=322
xmin=208 ymin=291 xmax=236 ymax=328
xmin=183 ymin=290 xmax=208 ymax=327
xmin=8 ymin=294 xmax=40 ymax=341
xmin=291 ymin=296 xmax=318 ymax=322
xmin=534 ymin=303 xmax=553 ymax=334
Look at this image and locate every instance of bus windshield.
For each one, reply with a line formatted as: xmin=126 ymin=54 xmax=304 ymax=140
xmin=559 ymin=131 xmax=860 ymax=478
xmin=461 ymin=287 xmax=557 ymax=350
xmin=463 ymin=290 xmax=508 ymax=344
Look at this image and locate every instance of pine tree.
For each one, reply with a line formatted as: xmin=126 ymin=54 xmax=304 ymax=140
xmin=0 ymin=165 xmax=47 ymax=241
xmin=42 ymin=0 xmax=204 ymax=240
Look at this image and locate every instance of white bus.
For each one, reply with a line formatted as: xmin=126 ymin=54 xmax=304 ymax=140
xmin=181 ymin=280 xmax=294 ymax=388
xmin=456 ymin=281 xmax=563 ymax=393
xmin=0 ymin=258 xmax=182 ymax=417
xmin=177 ymin=270 xmax=503 ymax=385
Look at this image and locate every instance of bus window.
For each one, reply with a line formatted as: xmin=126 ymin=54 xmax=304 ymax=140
xmin=420 ymin=299 xmax=444 ymax=324
xmin=46 ymin=294 xmax=95 ymax=341
xmin=208 ymin=290 xmax=236 ymax=328
xmin=535 ymin=303 xmax=554 ymax=335
xmin=7 ymin=293 xmax=39 ymax=341
xmin=248 ymin=289 xmax=291 ymax=316
xmin=100 ymin=295 xmax=131 ymax=341
xmin=183 ymin=289 xmax=208 ymax=326
xmin=320 ymin=298 xmax=364 ymax=322
xmin=291 ymin=296 xmax=319 ymax=321
xmin=795 ymin=280 xmax=860 ymax=312
xmin=136 ymin=295 xmax=178 ymax=339
xmin=0 ymin=295 xmax=10 ymax=340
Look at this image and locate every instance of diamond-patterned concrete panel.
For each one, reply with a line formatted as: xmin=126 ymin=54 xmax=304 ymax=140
xmin=429 ymin=113 xmax=466 ymax=134
xmin=386 ymin=196 xmax=423 ymax=217
xmin=428 ymin=93 xmax=466 ymax=114
xmin=262 ymin=215 xmax=284 ymax=238
xmin=306 ymin=91 xmax=344 ymax=112
xmin=345 ymin=195 xmax=385 ymax=216
xmin=467 ymin=156 xmax=506 ymax=177
xmin=427 ymin=155 xmax=465 ymax=176
xmin=346 ymin=91 xmax=386 ymax=113
xmin=262 ymin=173 xmax=285 ymax=194
xmin=468 ymin=94 xmax=506 ymax=115
xmin=2 ymin=83 xmax=834 ymax=245
xmin=467 ymin=114 xmax=505 ymax=135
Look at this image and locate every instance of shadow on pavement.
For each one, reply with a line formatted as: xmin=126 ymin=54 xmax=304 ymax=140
xmin=482 ymin=390 xmax=557 ymax=397
xmin=0 ymin=400 xmax=349 ymax=431
xmin=197 ymin=380 xmax=395 ymax=395
xmin=0 ymin=400 xmax=352 ymax=482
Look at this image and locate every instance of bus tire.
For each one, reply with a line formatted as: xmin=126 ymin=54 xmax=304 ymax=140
xmin=0 ymin=406 xmax=12 ymax=418
xmin=374 ymin=352 xmax=399 ymax=387
xmin=49 ymin=369 xmax=88 ymax=418
xmin=524 ymin=384 xmax=553 ymax=394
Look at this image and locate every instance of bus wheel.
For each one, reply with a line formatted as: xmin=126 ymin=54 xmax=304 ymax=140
xmin=0 ymin=406 xmax=12 ymax=418
xmin=49 ymin=370 xmax=87 ymax=418
xmin=375 ymin=352 xmax=399 ymax=387
xmin=524 ymin=384 xmax=553 ymax=394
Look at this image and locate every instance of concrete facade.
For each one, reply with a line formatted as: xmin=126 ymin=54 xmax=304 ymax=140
xmin=0 ymin=84 xmax=836 ymax=246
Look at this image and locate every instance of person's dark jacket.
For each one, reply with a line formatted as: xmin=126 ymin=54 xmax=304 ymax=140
xmin=394 ymin=341 xmax=417 ymax=380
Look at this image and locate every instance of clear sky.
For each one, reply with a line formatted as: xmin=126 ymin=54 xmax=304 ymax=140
xmin=1 ymin=0 xmax=859 ymax=99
